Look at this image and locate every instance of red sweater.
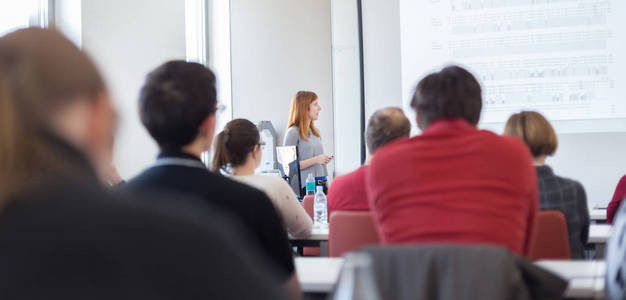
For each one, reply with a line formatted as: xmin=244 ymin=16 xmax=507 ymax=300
xmin=327 ymin=166 xmax=370 ymax=216
xmin=366 ymin=119 xmax=539 ymax=256
xmin=607 ymin=175 xmax=626 ymax=223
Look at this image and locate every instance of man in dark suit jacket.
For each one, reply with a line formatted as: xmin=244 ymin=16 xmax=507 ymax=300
xmin=0 ymin=28 xmax=286 ymax=300
xmin=122 ymin=61 xmax=299 ymax=296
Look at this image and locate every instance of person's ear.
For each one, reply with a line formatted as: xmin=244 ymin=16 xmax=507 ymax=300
xmin=248 ymin=144 xmax=258 ymax=159
xmin=198 ymin=114 xmax=217 ymax=144
xmin=415 ymin=110 xmax=424 ymax=130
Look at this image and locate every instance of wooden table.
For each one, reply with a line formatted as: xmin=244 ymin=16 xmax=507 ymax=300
xmin=289 ymin=227 xmax=329 ymax=256
xmin=296 ymin=257 xmax=606 ymax=299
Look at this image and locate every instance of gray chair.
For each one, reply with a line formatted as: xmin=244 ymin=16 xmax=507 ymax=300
xmin=334 ymin=244 xmax=567 ymax=300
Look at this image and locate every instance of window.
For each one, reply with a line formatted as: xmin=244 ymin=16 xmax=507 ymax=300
xmin=185 ymin=0 xmax=233 ymax=164
xmin=0 ymin=0 xmax=50 ymax=35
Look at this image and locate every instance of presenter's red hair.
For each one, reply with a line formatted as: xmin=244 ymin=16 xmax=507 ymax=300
xmin=286 ymin=91 xmax=320 ymax=141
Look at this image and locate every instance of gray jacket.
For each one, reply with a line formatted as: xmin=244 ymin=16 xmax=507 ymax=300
xmin=354 ymin=245 xmax=567 ymax=300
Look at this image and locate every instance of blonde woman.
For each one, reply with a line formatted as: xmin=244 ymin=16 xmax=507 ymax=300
xmin=504 ymin=111 xmax=589 ymax=259
xmin=283 ymin=91 xmax=332 ymax=194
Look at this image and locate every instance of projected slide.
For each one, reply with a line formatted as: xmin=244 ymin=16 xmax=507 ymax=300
xmin=399 ymin=0 xmax=626 ymax=131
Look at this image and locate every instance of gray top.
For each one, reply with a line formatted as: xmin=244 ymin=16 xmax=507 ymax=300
xmin=283 ymin=126 xmax=328 ymax=187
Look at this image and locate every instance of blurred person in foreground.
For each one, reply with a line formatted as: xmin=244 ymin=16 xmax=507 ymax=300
xmin=0 ymin=28 xmax=286 ymax=300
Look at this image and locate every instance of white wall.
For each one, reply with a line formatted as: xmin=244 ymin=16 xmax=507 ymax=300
xmin=229 ymin=0 xmax=335 ymax=177
xmin=362 ymin=0 xmax=403 ymax=120
xmin=331 ymin=0 xmax=361 ymax=176
xmin=79 ymin=0 xmax=187 ymax=178
xmin=53 ymin=0 xmax=82 ymax=47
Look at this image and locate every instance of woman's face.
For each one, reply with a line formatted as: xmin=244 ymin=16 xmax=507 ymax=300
xmin=308 ymin=99 xmax=322 ymax=121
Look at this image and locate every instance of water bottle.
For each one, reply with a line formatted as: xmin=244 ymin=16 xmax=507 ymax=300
xmin=306 ymin=173 xmax=315 ymax=196
xmin=313 ymin=186 xmax=327 ymax=228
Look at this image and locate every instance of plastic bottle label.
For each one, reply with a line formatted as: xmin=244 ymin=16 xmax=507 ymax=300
xmin=306 ymin=181 xmax=316 ymax=192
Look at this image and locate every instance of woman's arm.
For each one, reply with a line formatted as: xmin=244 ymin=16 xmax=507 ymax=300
xmin=300 ymin=156 xmax=319 ymax=170
xmin=284 ymin=127 xmax=331 ymax=170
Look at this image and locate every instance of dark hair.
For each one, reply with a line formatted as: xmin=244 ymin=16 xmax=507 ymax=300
xmin=211 ymin=119 xmax=260 ymax=173
xmin=410 ymin=65 xmax=482 ymax=128
xmin=139 ymin=60 xmax=217 ymax=151
xmin=366 ymin=107 xmax=411 ymax=153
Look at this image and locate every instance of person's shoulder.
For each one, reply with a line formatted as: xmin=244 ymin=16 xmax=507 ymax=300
xmin=618 ymin=174 xmax=626 ymax=186
xmin=254 ymin=174 xmax=291 ymax=189
xmin=333 ymin=165 xmax=367 ymax=186
xmin=329 ymin=166 xmax=367 ymax=195
xmin=125 ymin=165 xmax=207 ymax=186
xmin=371 ymin=136 xmax=412 ymax=157
xmin=552 ymin=172 xmax=586 ymax=192
xmin=120 ymin=167 xmax=156 ymax=189
xmin=211 ymin=172 xmax=267 ymax=197
xmin=237 ymin=174 xmax=290 ymax=192
xmin=284 ymin=126 xmax=296 ymax=135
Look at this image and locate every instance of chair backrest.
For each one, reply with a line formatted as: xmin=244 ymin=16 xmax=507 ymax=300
xmin=329 ymin=210 xmax=379 ymax=257
xmin=529 ymin=210 xmax=571 ymax=260
xmin=346 ymin=244 xmax=567 ymax=300
xmin=302 ymin=195 xmax=314 ymax=218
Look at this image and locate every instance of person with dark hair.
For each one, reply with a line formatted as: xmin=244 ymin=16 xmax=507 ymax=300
xmin=367 ymin=65 xmax=539 ymax=256
xmin=124 ymin=61 xmax=300 ymax=298
xmin=504 ymin=111 xmax=589 ymax=259
xmin=0 ymin=28 xmax=287 ymax=299
xmin=212 ymin=119 xmax=312 ymax=238
xmin=326 ymin=107 xmax=410 ymax=215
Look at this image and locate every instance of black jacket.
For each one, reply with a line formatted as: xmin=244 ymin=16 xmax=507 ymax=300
xmin=124 ymin=151 xmax=295 ymax=280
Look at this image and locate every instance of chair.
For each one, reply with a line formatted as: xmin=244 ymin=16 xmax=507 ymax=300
xmin=528 ymin=210 xmax=571 ymax=260
xmin=329 ymin=211 xmax=379 ymax=257
xmin=301 ymin=195 xmax=320 ymax=256
xmin=335 ymin=244 xmax=567 ymax=300
xmin=302 ymin=195 xmax=314 ymax=218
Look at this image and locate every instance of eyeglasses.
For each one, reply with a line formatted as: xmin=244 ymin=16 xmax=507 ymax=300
xmin=216 ymin=103 xmax=227 ymax=113
xmin=258 ymin=141 xmax=266 ymax=147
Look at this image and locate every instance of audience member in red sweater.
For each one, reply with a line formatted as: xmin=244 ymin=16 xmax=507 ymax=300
xmin=366 ymin=66 xmax=539 ymax=256
xmin=607 ymin=175 xmax=626 ymax=223
xmin=327 ymin=107 xmax=411 ymax=216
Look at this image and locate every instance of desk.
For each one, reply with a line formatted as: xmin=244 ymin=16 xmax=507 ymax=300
xmin=536 ymin=260 xmax=605 ymax=299
xmin=290 ymin=227 xmax=329 ymax=256
xmin=590 ymin=208 xmax=607 ymax=223
xmin=295 ymin=257 xmax=343 ymax=292
xmin=588 ymin=224 xmax=611 ymax=259
xmin=297 ymin=257 xmax=606 ymax=299
xmin=588 ymin=224 xmax=611 ymax=244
